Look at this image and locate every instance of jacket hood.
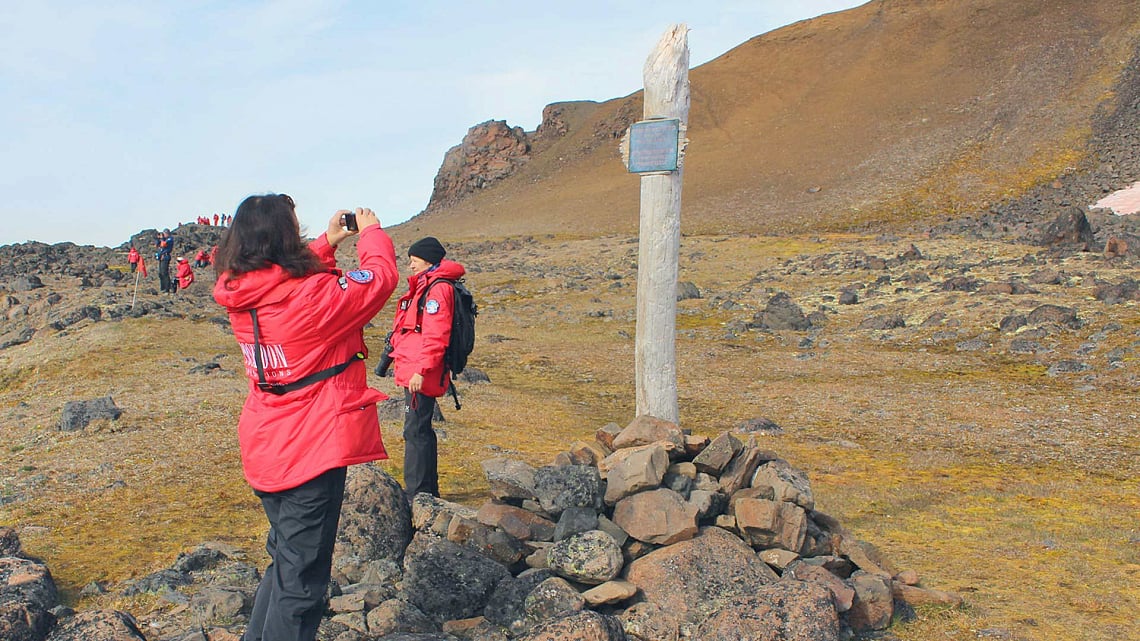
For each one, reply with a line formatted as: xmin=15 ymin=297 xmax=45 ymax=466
xmin=213 ymin=265 xmax=298 ymax=311
xmin=410 ymin=258 xmax=465 ymax=287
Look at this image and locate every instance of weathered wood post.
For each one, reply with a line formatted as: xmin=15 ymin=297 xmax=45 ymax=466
xmin=621 ymin=24 xmax=690 ymax=424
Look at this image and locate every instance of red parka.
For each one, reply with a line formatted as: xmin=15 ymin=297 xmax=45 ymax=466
xmin=390 ymin=259 xmax=466 ymax=398
xmin=176 ymin=260 xmax=195 ymax=289
xmin=213 ymin=226 xmax=399 ymax=492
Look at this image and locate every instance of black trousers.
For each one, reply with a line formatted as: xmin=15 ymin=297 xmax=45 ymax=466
xmin=244 ymin=467 xmax=347 ymax=641
xmin=403 ymin=389 xmax=440 ymax=499
xmin=158 ymin=256 xmax=173 ymax=292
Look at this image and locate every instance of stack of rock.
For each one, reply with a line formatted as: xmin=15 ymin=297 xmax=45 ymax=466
xmin=1 ymin=415 xmax=963 ymax=641
xmin=321 ymin=414 xmax=962 ymax=641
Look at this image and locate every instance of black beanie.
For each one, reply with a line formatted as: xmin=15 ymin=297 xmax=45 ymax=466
xmin=408 ymin=236 xmax=446 ymax=264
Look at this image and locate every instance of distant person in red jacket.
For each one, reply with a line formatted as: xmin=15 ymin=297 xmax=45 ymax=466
xmin=176 ymin=258 xmax=195 ymax=290
xmin=214 ymin=213 xmax=220 ymax=226
xmin=127 ymin=246 xmax=140 ymax=272
xmin=194 ymin=248 xmax=210 ymax=268
xmin=388 ymin=236 xmax=465 ymax=501
xmin=213 ymin=194 xmax=398 ymax=641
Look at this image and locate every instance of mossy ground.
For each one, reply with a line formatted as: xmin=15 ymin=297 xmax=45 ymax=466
xmin=1 ymin=233 xmax=1137 ymax=640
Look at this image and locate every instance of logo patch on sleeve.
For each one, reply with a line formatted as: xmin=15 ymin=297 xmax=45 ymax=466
xmin=425 ymin=299 xmax=441 ymax=314
xmin=346 ymin=269 xmax=374 ymax=284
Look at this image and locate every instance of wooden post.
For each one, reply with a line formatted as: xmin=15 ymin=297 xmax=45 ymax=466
xmin=635 ymin=25 xmax=689 ymax=424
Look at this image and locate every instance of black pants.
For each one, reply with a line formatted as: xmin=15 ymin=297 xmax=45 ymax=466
xmin=403 ymin=389 xmax=440 ymax=499
xmin=244 ymin=467 xmax=347 ymax=641
xmin=158 ymin=256 xmax=173 ymax=292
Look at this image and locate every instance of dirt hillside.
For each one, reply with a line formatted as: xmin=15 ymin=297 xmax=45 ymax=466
xmin=397 ymin=0 xmax=1140 ymax=241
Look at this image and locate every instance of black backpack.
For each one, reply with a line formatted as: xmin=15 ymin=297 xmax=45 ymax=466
xmin=417 ymin=278 xmax=477 ymax=408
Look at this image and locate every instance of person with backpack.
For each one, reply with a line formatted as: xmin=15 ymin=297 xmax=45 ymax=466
xmin=388 ymin=236 xmax=466 ymax=501
xmin=212 ymin=194 xmax=399 ymax=641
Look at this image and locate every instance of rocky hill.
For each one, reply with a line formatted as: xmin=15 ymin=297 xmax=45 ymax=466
xmin=401 ymin=0 xmax=1140 ymax=242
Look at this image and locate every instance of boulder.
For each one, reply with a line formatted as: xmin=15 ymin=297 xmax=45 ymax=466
xmin=58 ymin=396 xmax=121 ymax=432
xmin=692 ymin=432 xmax=742 ymax=476
xmin=751 ymin=459 xmax=815 ymax=510
xmin=400 ymin=534 xmax=511 ymax=624
xmin=601 ymin=443 xmax=669 ymax=505
xmin=514 ymin=610 xmax=626 ymax=641
xmin=732 ymin=498 xmax=808 ymax=552
xmin=334 ymin=464 xmax=413 ymax=584
xmin=624 ymin=527 xmax=778 ymax=629
xmin=611 ymin=415 xmax=686 ymax=453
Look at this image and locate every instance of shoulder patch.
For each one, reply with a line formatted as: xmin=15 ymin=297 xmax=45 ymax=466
xmin=346 ymin=269 xmax=374 ymax=284
xmin=425 ymin=299 xmax=441 ymax=314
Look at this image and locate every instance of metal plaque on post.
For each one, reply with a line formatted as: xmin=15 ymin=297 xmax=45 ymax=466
xmin=627 ymin=118 xmax=681 ymax=173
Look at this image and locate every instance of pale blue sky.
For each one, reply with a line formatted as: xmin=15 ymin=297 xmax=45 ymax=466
xmin=0 ymin=1 xmax=864 ymax=247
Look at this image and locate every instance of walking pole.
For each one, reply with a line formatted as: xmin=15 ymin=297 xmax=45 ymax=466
xmin=132 ymin=268 xmax=140 ymax=309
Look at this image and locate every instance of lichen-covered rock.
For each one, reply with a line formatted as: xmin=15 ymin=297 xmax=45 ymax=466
xmin=624 ymin=526 xmax=777 ymax=629
xmin=515 ymin=610 xmax=627 ymax=641
xmin=533 ymin=466 xmax=604 ymax=517
xmin=692 ymin=580 xmax=840 ymax=641
xmin=547 ymin=530 xmax=623 ymax=585
xmin=400 ymin=534 xmax=510 ymax=624
xmin=334 ymin=464 xmax=414 ymax=585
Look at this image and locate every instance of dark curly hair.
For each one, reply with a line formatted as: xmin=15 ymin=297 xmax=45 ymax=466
xmin=214 ymin=193 xmax=325 ymax=281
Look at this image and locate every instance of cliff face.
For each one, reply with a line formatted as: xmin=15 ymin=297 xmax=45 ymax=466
xmin=403 ymin=0 xmax=1140 ymax=241
xmin=427 ymin=120 xmax=531 ymax=211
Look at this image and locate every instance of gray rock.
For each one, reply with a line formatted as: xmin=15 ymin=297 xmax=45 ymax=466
xmin=365 ymin=599 xmax=437 ymax=637
xmin=400 ymin=534 xmax=510 ymax=624
xmin=533 ymin=465 xmax=604 ymax=518
xmin=751 ymin=459 xmax=815 ymax=510
xmin=515 ymin=610 xmax=626 ymax=641
xmin=334 ymin=464 xmax=413 ymax=584
xmin=522 ymin=577 xmax=585 ymax=629
xmin=752 ymin=292 xmax=811 ymax=331
xmin=553 ymin=507 xmax=599 ymax=541
xmin=59 ymin=396 xmax=122 ymax=432
xmin=481 ymin=458 xmax=538 ymax=502
xmin=484 ymin=568 xmax=556 ymax=631
xmin=692 ymin=432 xmax=742 ymax=476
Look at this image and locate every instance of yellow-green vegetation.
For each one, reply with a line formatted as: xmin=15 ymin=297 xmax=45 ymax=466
xmin=1 ymin=233 xmax=1138 ymax=641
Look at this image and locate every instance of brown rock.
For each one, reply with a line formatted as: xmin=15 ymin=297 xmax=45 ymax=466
xmin=594 ymin=422 xmax=623 ymax=450
xmin=692 ymin=581 xmax=840 ymax=641
xmin=784 ymin=560 xmax=855 ymax=612
xmin=611 ymin=488 xmax=698 ymax=545
xmin=601 ymin=443 xmax=669 ymax=504
xmin=692 ymin=432 xmax=743 ymax=476
xmin=718 ymin=447 xmax=768 ymax=494
xmin=733 ymin=498 xmax=808 ymax=552
xmin=624 ymin=526 xmax=777 ymax=628
xmin=612 ymin=415 xmax=686 ymax=453
xmin=476 ymin=501 xmax=557 ymax=542
xmin=582 ymin=580 xmax=638 ymax=606
xmin=891 ymin=581 xmax=964 ymax=607
xmin=1104 ymin=235 xmax=1129 ymax=258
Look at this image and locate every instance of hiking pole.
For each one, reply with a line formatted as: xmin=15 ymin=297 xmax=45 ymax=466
xmin=131 ymin=269 xmax=140 ymax=309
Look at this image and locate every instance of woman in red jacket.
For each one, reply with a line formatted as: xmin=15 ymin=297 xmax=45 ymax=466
xmin=213 ymin=193 xmax=399 ymax=641
xmin=388 ymin=236 xmax=465 ymax=501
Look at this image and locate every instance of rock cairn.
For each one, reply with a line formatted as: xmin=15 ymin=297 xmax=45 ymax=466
xmin=2 ymin=415 xmax=962 ymax=640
